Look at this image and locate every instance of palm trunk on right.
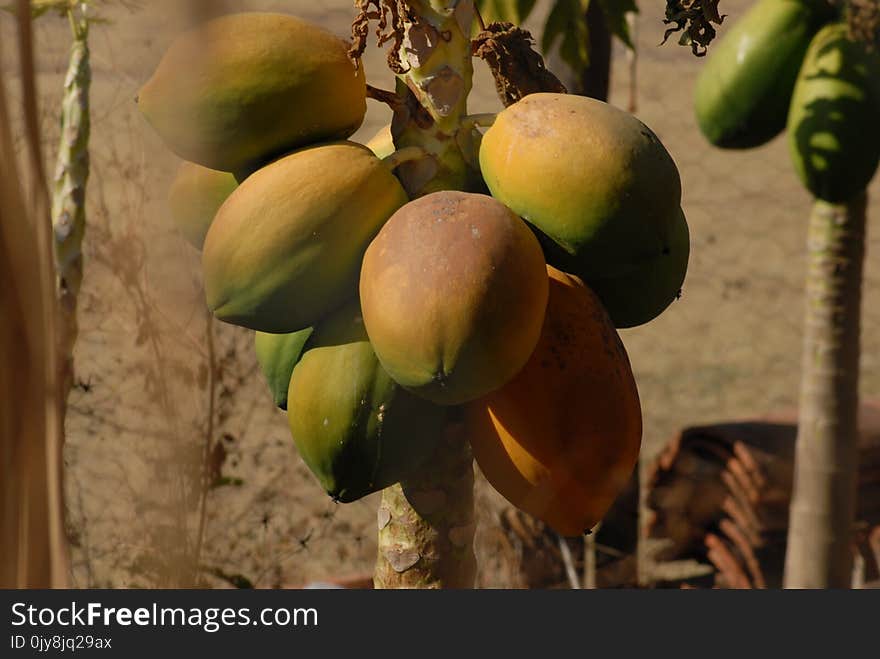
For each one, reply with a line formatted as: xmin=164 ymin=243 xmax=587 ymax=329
xmin=784 ymin=194 xmax=866 ymax=589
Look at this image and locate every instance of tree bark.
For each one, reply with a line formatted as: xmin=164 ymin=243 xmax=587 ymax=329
xmin=374 ymin=420 xmax=476 ymax=588
xmin=784 ymin=194 xmax=867 ymax=588
xmin=372 ymin=0 xmax=478 ymax=589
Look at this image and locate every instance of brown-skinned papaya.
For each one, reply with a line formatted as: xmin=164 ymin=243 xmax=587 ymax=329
xmin=167 ymin=161 xmax=237 ymax=250
xmin=359 ymin=191 xmax=549 ymax=406
xmin=465 ymin=266 xmax=642 ymax=537
xmin=203 ymin=141 xmax=408 ymax=333
xmin=138 ymin=12 xmax=366 ymax=173
xmin=479 ymin=93 xmax=686 ymax=328
xmin=287 ymin=301 xmax=445 ymax=503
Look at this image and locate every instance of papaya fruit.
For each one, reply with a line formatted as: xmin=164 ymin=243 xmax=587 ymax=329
xmin=788 ymin=23 xmax=880 ymax=202
xmin=478 ymin=93 xmax=685 ymax=327
xmin=254 ymin=328 xmax=313 ymax=410
xmin=167 ymin=161 xmax=237 ymax=250
xmin=365 ymin=124 xmax=394 ymax=159
xmin=203 ymin=141 xmax=408 ymax=333
xmin=582 ymin=207 xmax=690 ymax=329
xmin=359 ymin=191 xmax=548 ymax=406
xmin=694 ymin=0 xmax=832 ymax=149
xmin=138 ymin=12 xmax=367 ymax=174
xmin=287 ymin=301 xmax=445 ymax=503
xmin=465 ymin=266 xmax=642 ymax=537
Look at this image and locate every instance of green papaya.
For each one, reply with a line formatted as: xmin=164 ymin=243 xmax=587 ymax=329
xmin=202 ymin=141 xmax=409 ymax=333
xmin=788 ymin=23 xmax=880 ymax=202
xmin=254 ymin=329 xmax=313 ymax=410
xmin=694 ymin=0 xmax=831 ymax=149
xmin=138 ymin=12 xmax=367 ymax=173
xmin=479 ymin=93 xmax=685 ymax=328
xmin=287 ymin=301 xmax=445 ymax=503
xmin=167 ymin=161 xmax=237 ymax=250
xmin=583 ymin=208 xmax=690 ymax=329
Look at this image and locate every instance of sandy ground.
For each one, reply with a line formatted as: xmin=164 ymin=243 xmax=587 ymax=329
xmin=2 ymin=0 xmax=879 ymax=587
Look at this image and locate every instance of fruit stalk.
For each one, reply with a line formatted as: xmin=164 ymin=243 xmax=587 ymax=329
xmin=783 ymin=194 xmax=866 ymax=588
xmin=52 ymin=8 xmax=90 ymax=403
xmin=373 ymin=0 xmax=478 ymax=588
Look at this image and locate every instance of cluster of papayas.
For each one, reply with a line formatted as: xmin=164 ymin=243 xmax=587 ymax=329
xmin=140 ymin=9 xmax=686 ymax=535
xmin=694 ymin=0 xmax=880 ymax=201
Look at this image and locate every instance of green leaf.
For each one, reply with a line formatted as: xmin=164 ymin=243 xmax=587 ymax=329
xmin=542 ymin=0 xmax=592 ymax=73
xmin=476 ymin=0 xmax=538 ymax=25
xmin=598 ymin=0 xmax=638 ymax=50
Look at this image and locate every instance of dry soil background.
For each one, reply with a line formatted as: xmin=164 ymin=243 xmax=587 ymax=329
xmin=2 ymin=0 xmax=878 ymax=588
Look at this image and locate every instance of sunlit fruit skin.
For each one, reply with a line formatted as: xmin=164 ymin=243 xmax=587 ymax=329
xmin=138 ymin=12 xmax=367 ymax=173
xmin=359 ymin=191 xmax=549 ymax=406
xmin=582 ymin=207 xmax=690 ymax=329
xmin=465 ymin=266 xmax=642 ymax=537
xmin=254 ymin=328 xmax=313 ymax=410
xmin=167 ymin=161 xmax=237 ymax=250
xmin=788 ymin=23 xmax=880 ymax=202
xmin=479 ymin=93 xmax=683 ymax=326
xmin=365 ymin=124 xmax=394 ymax=159
xmin=203 ymin=141 xmax=408 ymax=334
xmin=694 ymin=0 xmax=831 ymax=149
xmin=287 ymin=301 xmax=445 ymax=503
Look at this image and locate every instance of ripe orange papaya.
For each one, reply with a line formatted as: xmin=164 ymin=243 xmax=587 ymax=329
xmin=138 ymin=12 xmax=366 ymax=174
xmin=359 ymin=191 xmax=548 ymax=405
xmin=287 ymin=301 xmax=445 ymax=502
xmin=465 ymin=266 xmax=642 ymax=537
xmin=203 ymin=141 xmax=408 ymax=333
xmin=167 ymin=161 xmax=237 ymax=250
xmin=479 ymin=93 xmax=686 ymax=328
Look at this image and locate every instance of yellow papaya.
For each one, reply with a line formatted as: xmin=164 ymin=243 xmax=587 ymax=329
xmin=167 ymin=161 xmax=237 ymax=250
xmin=465 ymin=266 xmax=642 ymax=537
xmin=359 ymin=191 xmax=548 ymax=405
xmin=287 ymin=301 xmax=445 ymax=503
xmin=254 ymin=328 xmax=313 ymax=410
xmin=203 ymin=141 xmax=408 ymax=333
xmin=138 ymin=12 xmax=366 ymax=173
xmin=479 ymin=93 xmax=685 ymax=327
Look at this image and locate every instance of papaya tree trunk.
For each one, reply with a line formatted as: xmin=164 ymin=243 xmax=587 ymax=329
xmin=53 ymin=12 xmax=91 ymax=409
xmin=783 ymin=194 xmax=866 ymax=588
xmin=373 ymin=0 xmax=478 ymax=589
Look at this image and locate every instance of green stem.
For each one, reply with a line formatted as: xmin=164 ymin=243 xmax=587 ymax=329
xmin=52 ymin=11 xmax=90 ymax=403
xmin=783 ymin=194 xmax=866 ymax=588
xmin=389 ymin=0 xmax=482 ymax=197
